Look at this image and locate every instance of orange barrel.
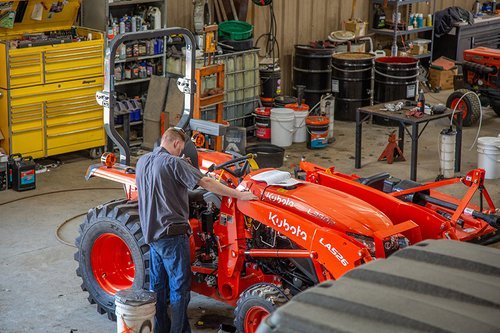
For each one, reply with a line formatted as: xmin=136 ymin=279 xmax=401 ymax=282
xmin=255 ymin=107 xmax=272 ymax=141
xmin=306 ymin=116 xmax=329 ymax=149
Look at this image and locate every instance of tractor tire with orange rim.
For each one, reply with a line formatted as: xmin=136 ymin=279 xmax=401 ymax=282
xmin=234 ymin=283 xmax=289 ymax=333
xmin=74 ymin=199 xmax=149 ymax=320
xmin=446 ymin=89 xmax=481 ymax=127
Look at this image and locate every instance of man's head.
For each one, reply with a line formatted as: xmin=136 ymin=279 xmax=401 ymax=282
xmin=161 ymin=127 xmax=186 ymax=156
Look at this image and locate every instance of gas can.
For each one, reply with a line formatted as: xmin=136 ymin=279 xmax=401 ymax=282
xmin=9 ymin=154 xmax=36 ymax=191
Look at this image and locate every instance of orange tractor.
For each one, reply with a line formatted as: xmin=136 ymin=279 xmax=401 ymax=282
xmin=446 ymin=47 xmax=500 ymax=126
xmin=74 ymin=29 xmax=499 ymax=332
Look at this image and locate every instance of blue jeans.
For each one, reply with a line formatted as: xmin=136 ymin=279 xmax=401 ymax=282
xmin=149 ymin=234 xmax=191 ymax=333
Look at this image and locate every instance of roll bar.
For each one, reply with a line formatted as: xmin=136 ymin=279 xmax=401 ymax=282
xmin=96 ymin=28 xmax=197 ymax=165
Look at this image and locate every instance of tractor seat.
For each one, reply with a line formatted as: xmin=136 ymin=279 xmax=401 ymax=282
xmin=355 ymin=172 xmax=390 ymax=191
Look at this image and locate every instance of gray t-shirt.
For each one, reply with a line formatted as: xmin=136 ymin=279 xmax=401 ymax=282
xmin=136 ymin=146 xmax=204 ymax=244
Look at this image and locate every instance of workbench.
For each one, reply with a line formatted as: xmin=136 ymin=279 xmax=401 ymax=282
xmin=433 ymin=15 xmax=500 ymax=62
xmin=355 ymin=101 xmax=462 ymax=181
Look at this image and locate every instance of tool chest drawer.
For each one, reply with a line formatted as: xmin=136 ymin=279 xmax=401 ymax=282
xmin=1 ymin=38 xmax=104 ymax=89
xmin=2 ymin=78 xmax=105 ymax=158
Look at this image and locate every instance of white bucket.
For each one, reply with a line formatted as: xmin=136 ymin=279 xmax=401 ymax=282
xmin=293 ymin=110 xmax=308 ymax=143
xmin=115 ymin=289 xmax=156 ymax=333
xmin=271 ymin=108 xmax=295 ymax=147
xmin=477 ymin=136 xmax=500 ymax=179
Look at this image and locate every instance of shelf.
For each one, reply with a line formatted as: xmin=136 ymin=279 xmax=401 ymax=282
xmin=114 ymin=120 xmax=143 ymax=128
xmin=115 ymin=77 xmax=151 ymax=86
xmin=115 ymin=54 xmax=164 ymax=64
xmin=109 ymin=0 xmax=162 ymax=7
xmin=371 ymin=0 xmax=431 ymax=4
xmin=370 ymin=26 xmax=433 ymax=36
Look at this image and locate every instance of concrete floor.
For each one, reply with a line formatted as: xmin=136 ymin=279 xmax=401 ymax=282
xmin=1 ymin=91 xmax=499 ymax=332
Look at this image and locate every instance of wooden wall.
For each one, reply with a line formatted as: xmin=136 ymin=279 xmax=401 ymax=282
xmin=167 ymin=0 xmax=479 ymax=94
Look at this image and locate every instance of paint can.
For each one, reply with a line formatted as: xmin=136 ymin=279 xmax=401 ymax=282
xmin=306 ymin=116 xmax=329 ymax=149
xmin=255 ymin=107 xmax=272 ymax=141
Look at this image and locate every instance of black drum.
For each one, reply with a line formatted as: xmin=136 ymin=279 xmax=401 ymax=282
xmin=293 ymin=45 xmax=335 ymax=108
xmin=331 ymin=52 xmax=374 ymax=121
xmin=374 ymin=56 xmax=419 ymax=126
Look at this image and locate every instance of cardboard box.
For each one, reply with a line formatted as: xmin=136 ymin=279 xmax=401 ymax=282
xmin=345 ymin=20 xmax=368 ymax=37
xmin=429 ymin=67 xmax=458 ymax=90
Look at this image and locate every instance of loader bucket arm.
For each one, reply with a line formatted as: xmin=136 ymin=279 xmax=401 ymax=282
xmin=96 ymin=28 xmax=197 ymax=165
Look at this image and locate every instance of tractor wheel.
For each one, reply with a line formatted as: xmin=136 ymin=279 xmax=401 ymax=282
xmin=446 ymin=89 xmax=481 ymax=127
xmin=234 ymin=283 xmax=289 ymax=333
xmin=74 ymin=199 xmax=149 ymax=321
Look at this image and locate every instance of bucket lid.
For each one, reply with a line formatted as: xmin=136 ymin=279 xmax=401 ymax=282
xmin=271 ymin=108 xmax=295 ymax=117
xmin=376 ymin=56 xmax=418 ymax=65
xmin=284 ymin=103 xmax=310 ymax=112
xmin=332 ymin=52 xmax=375 ymax=60
xmin=478 ymin=137 xmax=500 ymax=147
xmin=306 ymin=116 xmax=329 ymax=126
xmin=115 ymin=289 xmax=157 ymax=306
xmin=255 ymin=107 xmax=272 ymax=116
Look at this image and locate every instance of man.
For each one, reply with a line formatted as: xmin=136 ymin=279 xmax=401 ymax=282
xmin=136 ymin=127 xmax=256 ymax=333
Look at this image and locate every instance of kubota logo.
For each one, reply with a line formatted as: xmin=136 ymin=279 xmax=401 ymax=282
xmin=264 ymin=192 xmax=295 ymax=207
xmin=319 ymin=237 xmax=349 ymax=266
xmin=268 ymin=212 xmax=307 ymax=241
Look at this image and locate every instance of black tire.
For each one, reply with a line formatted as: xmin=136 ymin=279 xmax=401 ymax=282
xmin=446 ymin=89 xmax=481 ymax=127
xmin=74 ymin=199 xmax=149 ymax=321
xmin=234 ymin=283 xmax=289 ymax=333
xmin=491 ymin=101 xmax=500 ymax=117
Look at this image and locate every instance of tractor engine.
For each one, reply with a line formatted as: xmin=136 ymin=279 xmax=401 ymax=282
xmin=244 ymin=218 xmax=318 ymax=296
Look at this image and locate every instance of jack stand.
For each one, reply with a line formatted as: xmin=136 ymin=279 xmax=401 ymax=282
xmin=378 ymin=131 xmax=405 ymax=164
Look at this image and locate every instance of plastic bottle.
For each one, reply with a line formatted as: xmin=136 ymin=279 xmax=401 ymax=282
xmin=119 ymin=20 xmax=125 ymax=34
xmin=131 ymin=16 xmax=137 ymax=32
xmin=427 ymin=14 xmax=432 ymax=26
xmin=417 ymin=89 xmax=425 ymax=113
xmin=417 ymin=14 xmax=424 ymax=28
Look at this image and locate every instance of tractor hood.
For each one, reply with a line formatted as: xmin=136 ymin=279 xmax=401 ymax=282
xmin=242 ymin=169 xmax=393 ymax=236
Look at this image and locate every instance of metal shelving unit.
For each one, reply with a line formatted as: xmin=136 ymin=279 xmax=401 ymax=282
xmin=369 ymin=0 xmax=436 ymax=60
xmin=81 ymin=0 xmax=168 ymax=149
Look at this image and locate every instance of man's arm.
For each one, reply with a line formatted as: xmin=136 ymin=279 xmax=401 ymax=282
xmin=198 ymin=177 xmax=257 ymax=201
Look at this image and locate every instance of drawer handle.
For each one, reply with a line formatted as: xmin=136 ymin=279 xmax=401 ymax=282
xmin=45 ymin=45 xmax=102 ymax=53
xmin=45 ymin=50 xmax=102 ymax=59
xmin=11 ymin=107 xmax=41 ymax=114
xmin=47 ymin=104 xmax=100 ymax=113
xmin=10 ymin=72 xmax=41 ymax=79
xmin=12 ymin=127 xmax=42 ymax=134
xmin=46 ymin=95 xmax=96 ymax=105
xmin=45 ymin=65 xmax=102 ymax=74
xmin=12 ymin=117 xmax=43 ymax=123
xmin=47 ymin=126 xmax=102 ymax=137
xmin=47 ymin=116 xmax=102 ymax=128
xmin=47 ymin=108 xmax=101 ymax=118
xmin=11 ymin=102 xmax=40 ymax=109
xmin=45 ymin=55 xmax=101 ymax=63
xmin=10 ymin=62 xmax=41 ymax=68
xmin=9 ymin=56 xmax=39 ymax=62
xmin=11 ymin=84 xmax=103 ymax=99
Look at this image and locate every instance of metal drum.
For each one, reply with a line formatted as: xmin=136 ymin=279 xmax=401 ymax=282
xmin=374 ymin=56 xmax=419 ymax=125
xmin=331 ymin=52 xmax=374 ymax=121
xmin=293 ymin=45 xmax=335 ymax=108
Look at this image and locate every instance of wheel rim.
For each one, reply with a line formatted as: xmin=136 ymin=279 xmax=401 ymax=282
xmin=451 ymin=97 xmax=468 ymax=120
xmin=91 ymin=233 xmax=135 ymax=295
xmin=244 ymin=306 xmax=270 ymax=333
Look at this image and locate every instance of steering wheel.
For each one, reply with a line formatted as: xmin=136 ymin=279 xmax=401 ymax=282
xmin=209 ymin=154 xmax=255 ymax=179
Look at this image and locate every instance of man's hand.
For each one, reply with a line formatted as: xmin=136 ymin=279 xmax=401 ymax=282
xmin=238 ymin=191 xmax=258 ymax=201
